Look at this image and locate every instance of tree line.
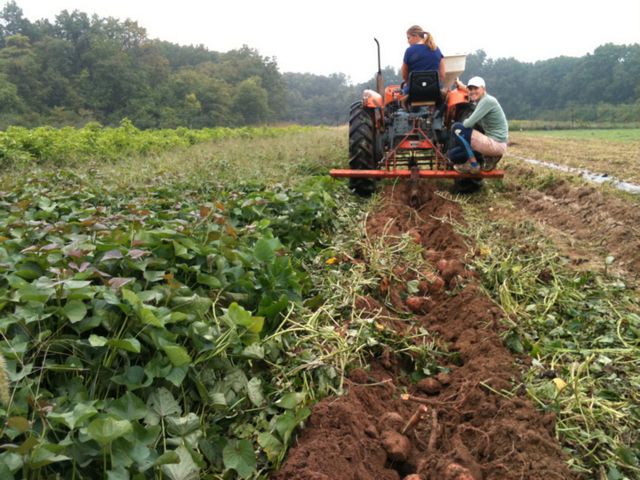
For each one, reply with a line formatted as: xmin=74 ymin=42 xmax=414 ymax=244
xmin=463 ymin=46 xmax=640 ymax=124
xmin=289 ymin=46 xmax=640 ymax=125
xmin=0 ymin=1 xmax=638 ymax=129
xmin=0 ymin=1 xmax=284 ymax=128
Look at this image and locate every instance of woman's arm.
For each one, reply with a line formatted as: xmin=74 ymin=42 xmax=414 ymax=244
xmin=402 ymin=63 xmax=408 ymax=82
xmin=439 ymin=60 xmax=446 ymax=87
xmin=462 ymin=97 xmax=492 ymax=128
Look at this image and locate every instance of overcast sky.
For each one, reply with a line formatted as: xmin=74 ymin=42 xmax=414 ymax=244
xmin=10 ymin=0 xmax=640 ymax=84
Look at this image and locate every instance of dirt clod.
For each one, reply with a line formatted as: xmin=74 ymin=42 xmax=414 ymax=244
xmin=364 ymin=423 xmax=379 ymax=438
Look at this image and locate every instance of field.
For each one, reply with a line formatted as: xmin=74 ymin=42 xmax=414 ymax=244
xmin=0 ymin=126 xmax=638 ymax=480
xmin=509 ymin=129 xmax=640 ymax=184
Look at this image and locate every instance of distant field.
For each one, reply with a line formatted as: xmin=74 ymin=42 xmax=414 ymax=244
xmin=508 ymin=129 xmax=640 ymax=184
xmin=521 ymin=128 xmax=640 ymax=142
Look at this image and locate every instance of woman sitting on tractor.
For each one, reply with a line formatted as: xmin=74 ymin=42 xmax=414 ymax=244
xmin=401 ymin=25 xmax=445 ymax=94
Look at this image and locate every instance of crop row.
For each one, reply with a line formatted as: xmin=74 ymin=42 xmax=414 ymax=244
xmin=0 ymin=121 xmax=311 ymax=166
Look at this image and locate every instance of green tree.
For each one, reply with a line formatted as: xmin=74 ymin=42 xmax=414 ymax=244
xmin=0 ymin=34 xmax=45 ymax=111
xmin=232 ymin=76 xmax=270 ymax=124
xmin=0 ymin=72 xmax=22 ymax=111
xmin=0 ymin=1 xmax=37 ymax=44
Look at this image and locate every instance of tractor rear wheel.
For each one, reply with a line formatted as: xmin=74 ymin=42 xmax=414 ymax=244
xmin=348 ymin=102 xmax=380 ymax=196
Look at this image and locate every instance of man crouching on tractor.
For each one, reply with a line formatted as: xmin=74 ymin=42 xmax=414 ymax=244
xmin=447 ymin=76 xmax=508 ymax=174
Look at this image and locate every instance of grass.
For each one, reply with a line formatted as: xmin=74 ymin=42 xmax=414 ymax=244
xmin=0 ymin=126 xmax=347 ymax=192
xmin=452 ymin=180 xmax=640 ymax=479
xmin=519 ymin=129 xmax=640 ymax=142
xmin=509 ymin=121 xmax=640 ymax=131
xmin=508 ymin=130 xmax=640 ymax=185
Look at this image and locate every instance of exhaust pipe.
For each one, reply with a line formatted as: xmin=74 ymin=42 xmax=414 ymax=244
xmin=374 ymin=38 xmax=384 ymax=96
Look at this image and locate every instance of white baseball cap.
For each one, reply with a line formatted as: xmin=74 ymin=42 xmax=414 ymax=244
xmin=467 ymin=76 xmax=486 ymax=88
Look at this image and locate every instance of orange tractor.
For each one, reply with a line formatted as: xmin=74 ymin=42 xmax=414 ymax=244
xmin=330 ymin=39 xmax=504 ymax=196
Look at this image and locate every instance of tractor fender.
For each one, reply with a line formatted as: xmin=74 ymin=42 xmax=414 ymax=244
xmin=447 ymin=87 xmax=468 ymax=109
xmin=362 ymin=89 xmax=383 ymax=109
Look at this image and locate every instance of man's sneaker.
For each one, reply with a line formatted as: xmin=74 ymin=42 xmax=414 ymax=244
xmin=453 ymin=158 xmax=480 ymax=174
xmin=481 ymin=156 xmax=501 ymax=172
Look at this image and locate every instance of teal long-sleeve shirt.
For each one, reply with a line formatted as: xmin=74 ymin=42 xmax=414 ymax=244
xmin=462 ymin=93 xmax=508 ymax=143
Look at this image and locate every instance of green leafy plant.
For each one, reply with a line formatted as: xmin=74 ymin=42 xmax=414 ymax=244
xmin=0 ymin=166 xmax=352 ymax=478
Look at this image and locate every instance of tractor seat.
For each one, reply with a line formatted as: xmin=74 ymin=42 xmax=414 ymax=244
xmin=407 ymin=70 xmax=441 ymax=107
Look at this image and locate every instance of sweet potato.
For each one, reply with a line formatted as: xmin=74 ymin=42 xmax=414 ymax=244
xmin=436 ymin=258 xmax=449 ymax=273
xmin=424 ymin=249 xmax=439 ymax=263
xmin=406 ymin=296 xmax=435 ymax=314
xmin=444 ymin=463 xmax=476 ymax=480
xmin=416 ymin=377 xmax=442 ymax=395
xmin=441 ymin=260 xmax=465 ymax=283
xmin=380 ymin=411 xmax=404 ymax=432
xmin=406 ymin=296 xmax=424 ymax=313
xmin=435 ymin=371 xmax=451 ymax=386
xmin=417 ymin=280 xmax=430 ymax=295
xmin=407 ymin=228 xmax=422 ymax=244
xmin=427 ymin=274 xmax=445 ymax=293
xmin=381 ymin=430 xmax=412 ymax=462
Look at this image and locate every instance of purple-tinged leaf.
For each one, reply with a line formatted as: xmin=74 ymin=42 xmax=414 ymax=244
xmin=128 ymin=249 xmax=149 ymax=260
xmin=69 ymin=261 xmax=91 ymax=272
xmin=102 ymin=250 xmax=123 ymax=261
xmin=108 ymin=277 xmax=134 ymax=289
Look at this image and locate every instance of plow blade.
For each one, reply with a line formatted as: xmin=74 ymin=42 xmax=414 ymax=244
xmin=330 ymin=169 xmax=505 ymax=179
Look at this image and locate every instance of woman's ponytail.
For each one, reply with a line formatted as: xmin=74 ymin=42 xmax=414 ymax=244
xmin=424 ymin=32 xmax=437 ymax=51
xmin=406 ymin=25 xmax=437 ymax=51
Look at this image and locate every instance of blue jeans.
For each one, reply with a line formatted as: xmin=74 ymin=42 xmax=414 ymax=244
xmin=447 ymin=123 xmax=474 ymax=164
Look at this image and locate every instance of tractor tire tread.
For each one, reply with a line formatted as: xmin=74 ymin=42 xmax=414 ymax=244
xmin=348 ymin=102 xmax=379 ymax=196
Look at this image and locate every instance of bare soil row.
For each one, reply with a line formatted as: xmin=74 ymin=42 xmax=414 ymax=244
xmin=274 ymin=182 xmax=576 ymax=480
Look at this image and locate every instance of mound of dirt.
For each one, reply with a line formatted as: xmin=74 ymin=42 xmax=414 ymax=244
xmin=273 ymin=183 xmax=575 ymax=480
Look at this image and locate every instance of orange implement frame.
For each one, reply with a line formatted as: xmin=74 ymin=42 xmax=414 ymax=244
xmin=330 ymin=169 xmax=505 ymax=179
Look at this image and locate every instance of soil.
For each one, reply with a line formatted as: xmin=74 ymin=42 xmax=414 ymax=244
xmin=506 ymin=163 xmax=640 ymax=280
xmin=273 ymin=182 xmax=576 ymax=480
